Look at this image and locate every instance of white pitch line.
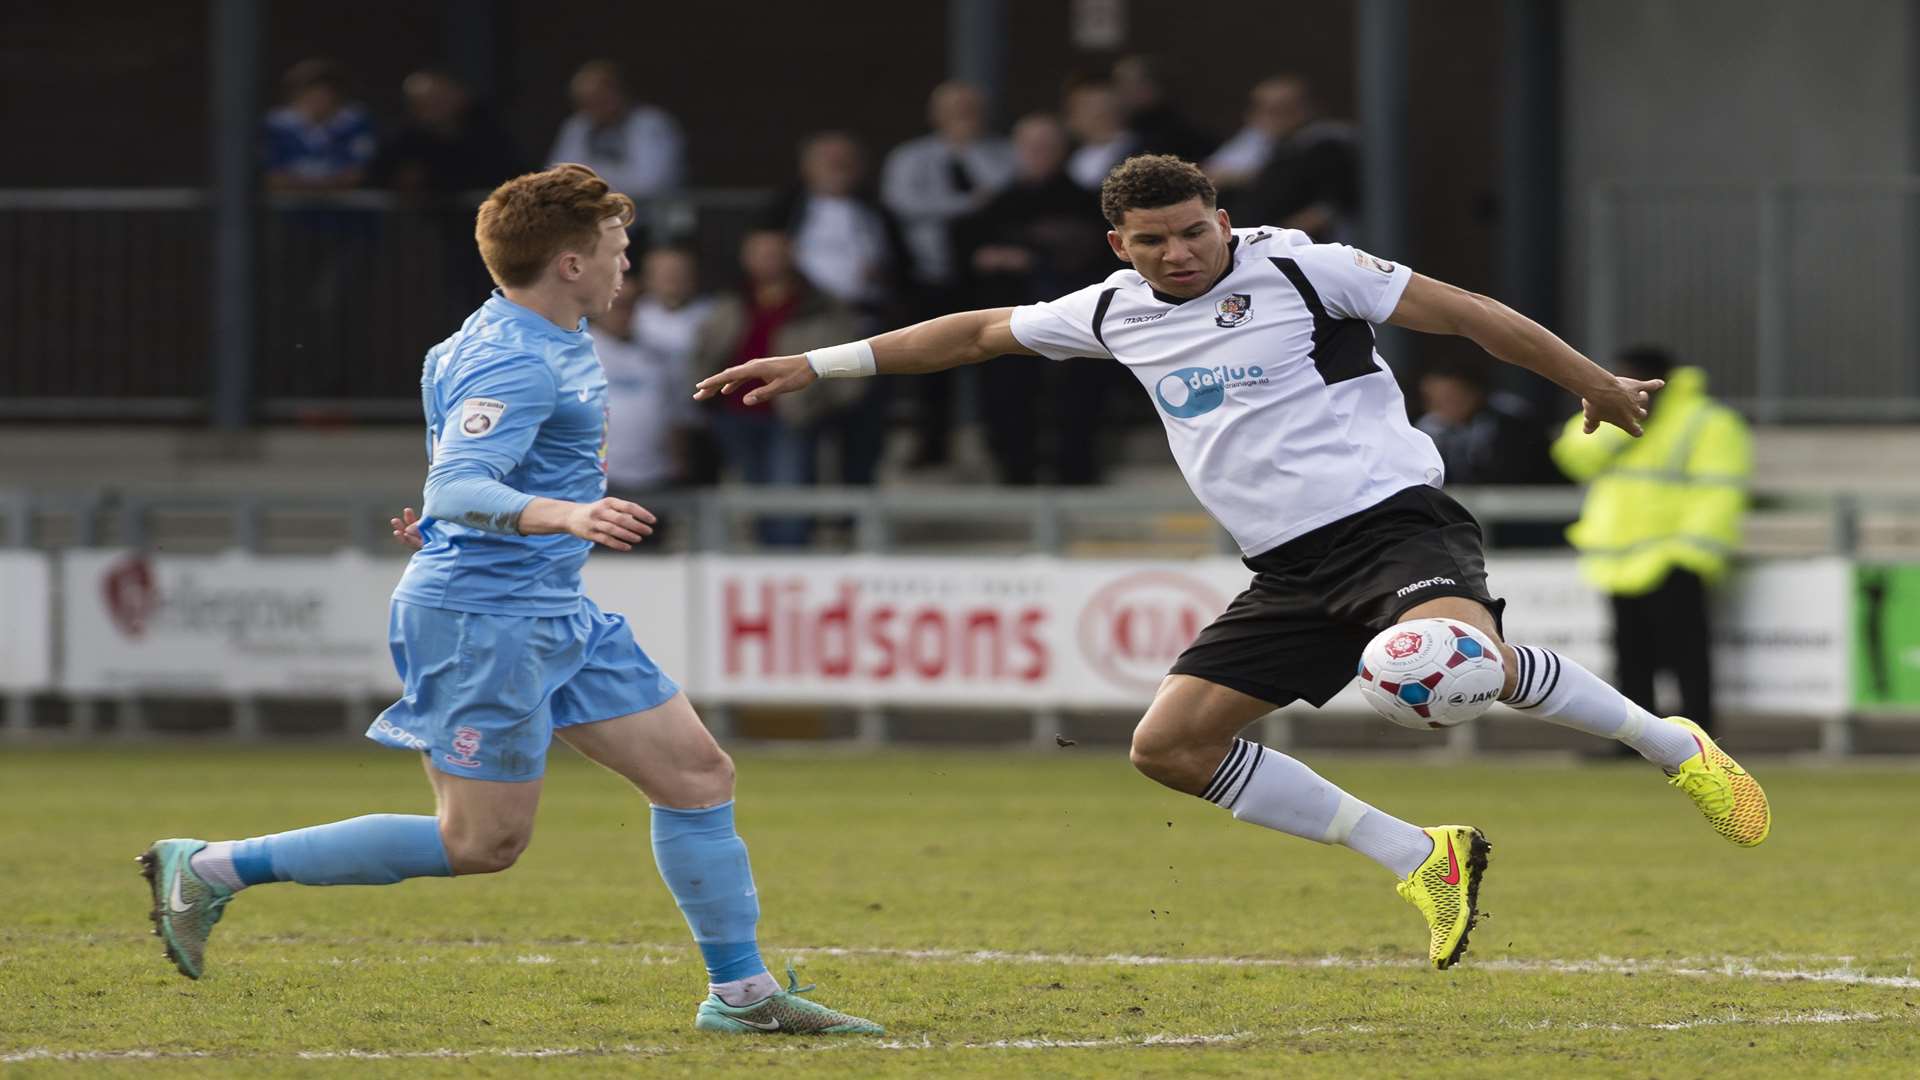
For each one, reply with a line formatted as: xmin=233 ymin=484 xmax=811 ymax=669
xmin=244 ymin=938 xmax=1920 ymax=989
xmin=3 ymin=1014 xmax=1892 ymax=1065
xmin=778 ymin=945 xmax=1920 ymax=990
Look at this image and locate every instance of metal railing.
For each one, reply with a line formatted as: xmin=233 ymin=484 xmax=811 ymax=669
xmin=1588 ymin=178 xmax=1920 ymax=421
xmin=0 ymin=188 xmax=773 ymax=421
xmin=3 ymin=484 xmax=1916 ymax=754
xmin=7 ymin=483 xmax=1920 ymax=557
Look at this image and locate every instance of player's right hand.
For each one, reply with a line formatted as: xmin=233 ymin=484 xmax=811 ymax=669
xmin=390 ymin=506 xmax=424 ymax=550
xmin=692 ymin=354 xmax=817 ymax=406
xmin=565 ymin=497 xmax=656 ymax=551
xmin=1581 ymin=376 xmax=1663 ymax=437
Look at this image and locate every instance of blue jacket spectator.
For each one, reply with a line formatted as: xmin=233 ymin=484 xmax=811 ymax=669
xmin=264 ymin=58 xmax=375 ymax=193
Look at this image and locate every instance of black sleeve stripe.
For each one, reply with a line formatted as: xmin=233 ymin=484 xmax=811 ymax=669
xmin=1510 ymin=645 xmax=1534 ymax=705
xmin=1224 ymin=740 xmax=1265 ymax=808
xmin=1089 ymin=287 xmax=1120 ymax=352
xmin=1269 ymin=257 xmax=1383 ymax=386
xmin=1512 ymin=648 xmax=1561 ymax=710
xmin=1201 ymin=739 xmax=1249 ymax=803
xmin=1535 ymin=651 xmax=1562 ymax=705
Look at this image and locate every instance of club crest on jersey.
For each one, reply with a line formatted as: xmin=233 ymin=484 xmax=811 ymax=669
xmin=446 ymin=726 xmax=484 ymax=768
xmin=1214 ymin=293 xmax=1253 ymax=328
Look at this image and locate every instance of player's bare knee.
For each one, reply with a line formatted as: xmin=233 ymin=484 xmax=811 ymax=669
xmin=443 ymin=825 xmax=531 ymax=875
xmin=1128 ymin=719 xmax=1211 ymax=794
xmin=694 ymin=746 xmax=736 ymax=802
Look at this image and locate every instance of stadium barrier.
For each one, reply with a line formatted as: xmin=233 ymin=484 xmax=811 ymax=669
xmin=0 ymin=188 xmax=771 ymax=419
xmin=0 ymin=544 xmax=1890 ymax=756
xmin=7 ymin=180 xmax=1920 ymax=422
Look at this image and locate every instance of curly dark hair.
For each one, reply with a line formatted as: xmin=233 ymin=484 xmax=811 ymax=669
xmin=1099 ymin=154 xmax=1217 ymax=227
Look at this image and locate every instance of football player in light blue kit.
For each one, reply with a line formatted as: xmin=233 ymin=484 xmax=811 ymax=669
xmin=139 ymin=164 xmax=880 ymax=1036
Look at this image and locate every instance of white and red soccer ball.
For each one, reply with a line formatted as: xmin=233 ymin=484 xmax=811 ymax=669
xmin=1356 ymin=617 xmax=1505 ymax=730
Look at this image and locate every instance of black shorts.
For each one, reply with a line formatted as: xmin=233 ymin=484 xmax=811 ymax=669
xmin=1168 ymin=485 xmax=1506 ymax=708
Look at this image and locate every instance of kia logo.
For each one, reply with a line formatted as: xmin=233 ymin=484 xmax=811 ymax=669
xmin=1078 ymin=571 xmax=1227 ymax=693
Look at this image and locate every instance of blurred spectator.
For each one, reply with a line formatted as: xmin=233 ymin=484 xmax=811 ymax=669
xmin=1233 ymin=75 xmax=1357 ymax=241
xmin=547 ymin=60 xmax=684 ymax=201
xmin=596 ymin=251 xmax=715 ymax=547
xmin=372 ymin=70 xmax=525 ymax=196
xmin=881 ymin=82 xmax=1015 ymax=470
xmin=1063 ymin=77 xmax=1139 ymax=190
xmin=1552 ymin=346 xmax=1754 ymax=734
xmin=954 ymin=113 xmax=1117 ymax=485
xmin=693 ymin=229 xmax=863 ymax=546
xmin=1416 ymin=362 xmax=1559 ymax=486
xmin=882 ymin=81 xmax=1015 ymax=291
xmin=764 ymin=132 xmax=911 ymax=319
xmin=1205 ymin=76 xmax=1306 ymax=190
xmin=263 ymin=58 xmax=375 ymax=192
xmin=1111 ymin=55 xmax=1213 ymax=162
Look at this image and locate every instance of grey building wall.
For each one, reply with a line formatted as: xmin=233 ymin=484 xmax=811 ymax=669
xmin=1560 ymin=0 xmax=1916 ymax=412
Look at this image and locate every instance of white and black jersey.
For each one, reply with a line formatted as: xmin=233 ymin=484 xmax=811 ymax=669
xmin=1008 ymin=227 xmax=1444 ymax=557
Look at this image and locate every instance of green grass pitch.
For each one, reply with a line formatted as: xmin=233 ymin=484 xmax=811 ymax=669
xmin=3 ymin=743 xmax=1918 ymax=1077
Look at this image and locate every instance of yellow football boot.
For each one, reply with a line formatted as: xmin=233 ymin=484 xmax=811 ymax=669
xmin=1394 ymin=825 xmax=1490 ymax=970
xmin=1665 ymin=717 xmax=1771 ymax=847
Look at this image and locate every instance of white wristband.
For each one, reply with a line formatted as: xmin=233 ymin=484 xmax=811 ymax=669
xmin=805 ymin=340 xmax=877 ymax=379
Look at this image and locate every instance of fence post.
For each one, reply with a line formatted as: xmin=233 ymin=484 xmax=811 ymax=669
xmin=208 ymin=0 xmax=259 ymax=430
xmin=1586 ymin=183 xmax=1618 ymax=367
xmin=1754 ymin=185 xmax=1790 ymax=424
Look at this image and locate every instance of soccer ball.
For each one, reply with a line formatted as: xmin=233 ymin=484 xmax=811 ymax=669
xmin=1356 ymin=618 xmax=1505 ymax=731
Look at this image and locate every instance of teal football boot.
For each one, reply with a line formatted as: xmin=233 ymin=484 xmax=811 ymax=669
xmin=694 ymin=967 xmax=883 ymax=1035
xmin=137 ymin=839 xmax=234 ymax=979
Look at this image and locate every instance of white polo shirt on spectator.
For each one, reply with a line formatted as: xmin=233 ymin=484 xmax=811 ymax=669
xmin=1008 ymin=227 xmax=1442 ymax=556
xmin=548 ymin=106 xmax=684 ymax=200
xmin=599 ymin=297 xmax=711 ymax=491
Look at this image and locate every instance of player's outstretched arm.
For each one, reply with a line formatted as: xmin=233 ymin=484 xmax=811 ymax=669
xmin=692 ymin=307 xmax=1032 ymax=407
xmin=1387 ymin=274 xmax=1661 ymax=437
xmin=517 ymin=497 xmax=656 ymax=552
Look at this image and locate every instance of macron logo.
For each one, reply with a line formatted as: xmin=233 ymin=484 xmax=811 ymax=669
xmin=1395 ymin=576 xmax=1456 ymax=598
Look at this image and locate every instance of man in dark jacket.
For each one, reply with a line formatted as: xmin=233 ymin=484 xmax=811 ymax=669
xmin=953 ymin=114 xmax=1125 ymax=484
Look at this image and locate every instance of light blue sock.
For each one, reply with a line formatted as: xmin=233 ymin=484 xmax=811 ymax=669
xmin=226 ymin=814 xmax=452 ymax=886
xmin=651 ymin=801 xmax=767 ymax=985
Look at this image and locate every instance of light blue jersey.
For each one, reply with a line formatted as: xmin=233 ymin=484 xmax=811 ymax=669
xmin=373 ymin=290 xmax=677 ymax=780
xmin=394 ymin=291 xmax=610 ymax=616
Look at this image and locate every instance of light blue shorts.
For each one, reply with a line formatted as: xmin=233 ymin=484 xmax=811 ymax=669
xmin=367 ymin=597 xmax=680 ymax=781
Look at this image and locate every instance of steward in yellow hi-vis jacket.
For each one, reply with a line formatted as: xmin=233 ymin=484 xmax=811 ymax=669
xmin=1552 ymin=347 xmax=1752 ymax=733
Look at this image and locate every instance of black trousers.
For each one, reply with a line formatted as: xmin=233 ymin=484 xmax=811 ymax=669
xmin=1610 ymin=568 xmax=1714 ymax=732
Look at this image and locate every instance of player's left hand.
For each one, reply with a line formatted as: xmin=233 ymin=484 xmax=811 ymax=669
xmin=1581 ymin=376 xmax=1663 ymax=437
xmin=390 ymin=506 xmax=424 ymax=551
xmin=692 ymin=354 xmax=817 ymax=406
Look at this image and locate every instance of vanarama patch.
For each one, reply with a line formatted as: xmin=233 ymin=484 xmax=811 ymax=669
xmin=458 ymin=398 xmax=506 ymax=437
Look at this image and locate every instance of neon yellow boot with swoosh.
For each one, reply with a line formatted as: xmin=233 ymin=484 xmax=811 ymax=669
xmin=1394 ymin=825 xmax=1491 ymax=970
xmin=1665 ymin=717 xmax=1771 ymax=846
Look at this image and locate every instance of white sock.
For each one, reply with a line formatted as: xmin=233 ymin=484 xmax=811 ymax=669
xmin=1503 ymin=645 xmax=1700 ymax=768
xmin=188 ymin=841 xmax=248 ymax=893
xmin=1204 ymin=739 xmax=1434 ymax=878
xmin=711 ymin=970 xmax=779 ymax=1007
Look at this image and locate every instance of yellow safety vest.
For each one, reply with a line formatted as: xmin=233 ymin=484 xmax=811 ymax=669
xmin=1551 ymin=366 xmax=1752 ymax=596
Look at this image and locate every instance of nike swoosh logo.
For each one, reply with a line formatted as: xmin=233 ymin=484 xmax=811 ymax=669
xmin=168 ymin=873 xmax=191 ymax=914
xmin=577 ymin=388 xmax=592 ymax=401
xmin=1442 ymin=837 xmax=1461 ymax=886
xmin=732 ymin=1016 xmax=780 ymax=1031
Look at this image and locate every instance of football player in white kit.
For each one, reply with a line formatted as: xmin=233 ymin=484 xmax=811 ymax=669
xmin=695 ymin=155 xmax=1770 ymax=970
